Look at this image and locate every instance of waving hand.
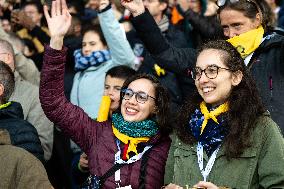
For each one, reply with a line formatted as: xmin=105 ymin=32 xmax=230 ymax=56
xmin=44 ymin=0 xmax=72 ymax=50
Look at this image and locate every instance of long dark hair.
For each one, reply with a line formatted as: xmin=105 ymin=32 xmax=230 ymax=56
xmin=177 ymin=40 xmax=265 ymax=158
xmin=118 ymin=73 xmax=171 ymax=135
xmin=217 ymin=0 xmax=275 ymax=32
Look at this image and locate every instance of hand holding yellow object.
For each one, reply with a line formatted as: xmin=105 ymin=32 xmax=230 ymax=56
xmin=97 ymin=96 xmax=111 ymax=122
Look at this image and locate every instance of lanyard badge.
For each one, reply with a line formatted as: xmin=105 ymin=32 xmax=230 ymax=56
xmin=114 ymin=140 xmax=152 ymax=188
xmin=197 ymin=142 xmax=220 ymax=182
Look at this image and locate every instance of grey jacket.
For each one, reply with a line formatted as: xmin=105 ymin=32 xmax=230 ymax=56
xmin=10 ymin=72 xmax=53 ymax=160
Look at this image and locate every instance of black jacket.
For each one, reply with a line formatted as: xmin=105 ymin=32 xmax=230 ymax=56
xmin=131 ymin=11 xmax=284 ymax=134
xmin=248 ymin=32 xmax=284 ymax=133
xmin=127 ymin=19 xmax=188 ymax=110
xmin=174 ymin=8 xmax=223 ymax=48
xmin=0 ymin=101 xmax=44 ymax=162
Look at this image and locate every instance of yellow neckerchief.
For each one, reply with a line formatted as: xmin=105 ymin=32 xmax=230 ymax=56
xmin=112 ymin=126 xmax=150 ymax=159
xmin=0 ymin=102 xmax=11 ymax=110
xmin=154 ymin=64 xmax=166 ymax=77
xmin=199 ymin=101 xmax=229 ymax=135
xmin=227 ymin=26 xmax=264 ymax=58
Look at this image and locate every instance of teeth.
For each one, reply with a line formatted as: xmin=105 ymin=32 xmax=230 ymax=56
xmin=203 ymin=87 xmax=214 ymax=93
xmin=126 ymin=108 xmax=137 ymax=113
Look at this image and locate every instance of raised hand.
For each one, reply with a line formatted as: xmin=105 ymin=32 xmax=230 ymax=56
xmin=120 ymin=0 xmax=145 ymax=17
xmin=98 ymin=0 xmax=110 ymax=11
xmin=44 ymin=0 xmax=71 ymax=50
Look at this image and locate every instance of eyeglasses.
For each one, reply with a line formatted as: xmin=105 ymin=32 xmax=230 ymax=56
xmin=121 ymin=88 xmax=155 ymax=104
xmin=191 ymin=65 xmax=231 ymax=80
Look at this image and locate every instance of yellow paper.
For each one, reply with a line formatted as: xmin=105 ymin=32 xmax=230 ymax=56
xmin=97 ymin=96 xmax=111 ymax=122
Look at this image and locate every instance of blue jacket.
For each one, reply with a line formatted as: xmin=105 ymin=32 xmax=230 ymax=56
xmin=70 ymin=7 xmax=136 ymax=119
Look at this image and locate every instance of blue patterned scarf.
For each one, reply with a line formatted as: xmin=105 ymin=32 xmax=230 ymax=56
xmin=189 ymin=107 xmax=228 ymax=156
xmin=112 ymin=113 xmax=158 ymax=138
xmin=73 ymin=49 xmax=111 ymax=71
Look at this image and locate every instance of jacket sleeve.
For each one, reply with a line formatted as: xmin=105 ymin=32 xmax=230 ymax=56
xmin=98 ymin=6 xmax=136 ymax=69
xmin=131 ymin=10 xmax=197 ymax=75
xmin=14 ymin=53 xmax=40 ymax=86
xmin=257 ymin=117 xmax=284 ymax=188
xmin=25 ymin=85 xmax=54 ymax=161
xmin=39 ymin=45 xmax=96 ymax=154
xmin=184 ymin=10 xmax=223 ymax=39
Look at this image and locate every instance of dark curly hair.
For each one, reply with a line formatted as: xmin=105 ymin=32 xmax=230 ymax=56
xmin=117 ymin=73 xmax=171 ymax=135
xmin=176 ymin=40 xmax=265 ymax=158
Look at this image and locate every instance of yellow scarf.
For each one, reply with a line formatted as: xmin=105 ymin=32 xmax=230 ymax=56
xmin=112 ymin=126 xmax=150 ymax=159
xmin=199 ymin=101 xmax=229 ymax=135
xmin=227 ymin=26 xmax=264 ymax=58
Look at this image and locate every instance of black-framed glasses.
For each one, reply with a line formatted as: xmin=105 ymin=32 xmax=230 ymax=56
xmin=121 ymin=88 xmax=156 ymax=104
xmin=191 ymin=65 xmax=231 ymax=80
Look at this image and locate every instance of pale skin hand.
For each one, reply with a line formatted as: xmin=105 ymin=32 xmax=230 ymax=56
xmin=79 ymin=153 xmax=89 ymax=171
xmin=120 ymin=0 xmax=145 ymax=17
xmin=43 ymin=0 xmax=72 ymax=50
xmin=98 ymin=0 xmax=110 ymax=11
xmin=163 ymin=183 xmax=184 ymax=189
xmin=193 ymin=181 xmax=219 ymax=189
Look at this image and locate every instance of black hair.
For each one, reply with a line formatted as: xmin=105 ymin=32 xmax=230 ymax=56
xmin=217 ymin=0 xmax=275 ymax=31
xmin=106 ymin=66 xmax=136 ymax=80
xmin=0 ymin=61 xmax=15 ymax=103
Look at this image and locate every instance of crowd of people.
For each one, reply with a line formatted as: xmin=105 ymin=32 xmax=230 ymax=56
xmin=0 ymin=0 xmax=283 ymax=188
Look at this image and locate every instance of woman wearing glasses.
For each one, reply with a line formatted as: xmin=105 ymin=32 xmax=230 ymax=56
xmin=121 ymin=0 xmax=284 ymax=134
xmin=163 ymin=40 xmax=284 ymax=189
xmin=40 ymin=0 xmax=172 ymax=188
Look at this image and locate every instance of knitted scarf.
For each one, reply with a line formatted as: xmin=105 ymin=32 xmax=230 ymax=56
xmin=112 ymin=113 xmax=158 ymax=137
xmin=73 ymin=49 xmax=111 ymax=71
xmin=189 ymin=102 xmax=229 ymax=156
xmin=112 ymin=113 xmax=158 ymax=159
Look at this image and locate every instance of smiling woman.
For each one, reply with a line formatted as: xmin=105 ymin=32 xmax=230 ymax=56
xmin=40 ymin=1 xmax=172 ymax=188
xmin=163 ymin=40 xmax=284 ymax=189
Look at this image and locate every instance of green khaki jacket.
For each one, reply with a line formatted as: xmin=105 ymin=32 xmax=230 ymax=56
xmin=165 ymin=114 xmax=284 ymax=188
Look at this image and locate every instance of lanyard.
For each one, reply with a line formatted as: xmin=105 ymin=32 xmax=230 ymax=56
xmin=114 ymin=140 xmax=152 ymax=183
xmin=197 ymin=142 xmax=220 ymax=182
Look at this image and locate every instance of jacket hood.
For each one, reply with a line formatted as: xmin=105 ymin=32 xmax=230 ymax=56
xmin=0 ymin=101 xmax=24 ymax=120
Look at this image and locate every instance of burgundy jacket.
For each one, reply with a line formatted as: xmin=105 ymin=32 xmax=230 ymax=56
xmin=39 ymin=46 xmax=172 ymax=188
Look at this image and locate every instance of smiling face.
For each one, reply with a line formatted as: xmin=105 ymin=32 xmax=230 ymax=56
xmin=195 ymin=49 xmax=240 ymax=106
xmin=219 ymin=9 xmax=261 ymax=38
xmin=82 ymin=31 xmax=107 ymax=56
xmin=121 ymin=78 xmax=156 ymax=122
xmin=104 ymin=75 xmax=125 ymax=114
